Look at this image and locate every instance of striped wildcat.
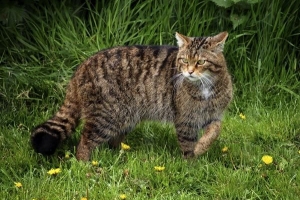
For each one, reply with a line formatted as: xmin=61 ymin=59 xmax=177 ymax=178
xmin=31 ymin=32 xmax=232 ymax=161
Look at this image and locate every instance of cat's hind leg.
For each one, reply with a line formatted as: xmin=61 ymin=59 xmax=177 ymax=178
xmin=76 ymin=120 xmax=110 ymax=161
xmin=76 ymin=117 xmax=133 ymax=161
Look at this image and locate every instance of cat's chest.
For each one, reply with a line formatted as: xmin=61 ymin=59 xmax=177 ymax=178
xmin=188 ymin=86 xmax=214 ymax=101
xmin=201 ymin=87 xmax=213 ymax=100
xmin=176 ymin=86 xmax=218 ymax=114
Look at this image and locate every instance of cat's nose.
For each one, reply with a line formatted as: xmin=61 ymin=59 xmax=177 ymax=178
xmin=188 ymin=70 xmax=194 ymax=74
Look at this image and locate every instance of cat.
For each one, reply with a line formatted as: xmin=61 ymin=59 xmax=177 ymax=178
xmin=31 ymin=32 xmax=233 ymax=161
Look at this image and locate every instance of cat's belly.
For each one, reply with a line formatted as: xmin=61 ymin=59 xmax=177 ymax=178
xmin=138 ymin=104 xmax=175 ymax=122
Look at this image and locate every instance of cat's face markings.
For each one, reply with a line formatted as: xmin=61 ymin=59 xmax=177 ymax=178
xmin=175 ymin=32 xmax=228 ymax=82
xmin=178 ymin=56 xmax=209 ymax=82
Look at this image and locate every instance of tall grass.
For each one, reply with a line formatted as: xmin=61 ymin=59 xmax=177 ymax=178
xmin=1 ymin=0 xmax=299 ymax=108
xmin=0 ymin=0 xmax=300 ymax=199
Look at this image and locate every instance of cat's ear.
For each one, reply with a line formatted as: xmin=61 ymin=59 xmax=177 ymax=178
xmin=175 ymin=32 xmax=191 ymax=48
xmin=211 ymin=31 xmax=228 ymax=52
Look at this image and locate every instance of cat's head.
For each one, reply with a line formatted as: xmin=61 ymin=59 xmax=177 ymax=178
xmin=175 ymin=32 xmax=228 ymax=83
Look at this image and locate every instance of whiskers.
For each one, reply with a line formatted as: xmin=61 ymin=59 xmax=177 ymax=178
xmin=171 ymin=73 xmax=184 ymax=90
xmin=171 ymin=71 xmax=216 ymax=98
xmin=199 ymin=72 xmax=214 ymax=89
xmin=198 ymin=72 xmax=215 ymax=98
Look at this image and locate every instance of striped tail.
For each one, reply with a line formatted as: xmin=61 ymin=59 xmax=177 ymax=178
xmin=31 ymin=82 xmax=80 ymax=155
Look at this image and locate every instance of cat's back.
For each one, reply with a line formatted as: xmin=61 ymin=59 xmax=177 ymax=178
xmin=80 ymin=45 xmax=178 ymax=72
xmin=74 ymin=45 xmax=178 ymax=89
xmin=74 ymin=45 xmax=178 ymax=91
xmin=73 ymin=45 xmax=179 ymax=120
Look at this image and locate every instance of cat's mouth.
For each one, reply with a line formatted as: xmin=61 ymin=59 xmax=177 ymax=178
xmin=186 ymin=76 xmax=199 ymax=81
xmin=182 ymin=71 xmax=215 ymax=89
xmin=182 ymin=72 xmax=200 ymax=81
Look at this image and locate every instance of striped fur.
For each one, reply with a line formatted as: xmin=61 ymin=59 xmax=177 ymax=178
xmin=31 ymin=32 xmax=233 ymax=161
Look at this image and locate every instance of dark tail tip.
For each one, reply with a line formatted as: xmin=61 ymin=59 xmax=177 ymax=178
xmin=31 ymin=127 xmax=61 ymax=155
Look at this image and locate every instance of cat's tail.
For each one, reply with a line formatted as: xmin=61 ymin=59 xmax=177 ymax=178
xmin=31 ymin=80 xmax=80 ymax=156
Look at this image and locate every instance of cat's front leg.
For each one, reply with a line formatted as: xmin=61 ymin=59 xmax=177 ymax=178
xmin=175 ymin=122 xmax=198 ymax=158
xmin=193 ymin=120 xmax=221 ymax=156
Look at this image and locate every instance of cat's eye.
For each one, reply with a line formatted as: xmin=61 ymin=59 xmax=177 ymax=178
xmin=197 ymin=60 xmax=206 ymax=65
xmin=181 ymin=58 xmax=189 ymax=64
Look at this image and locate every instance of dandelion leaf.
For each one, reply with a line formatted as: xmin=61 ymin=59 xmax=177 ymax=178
xmin=279 ymin=158 xmax=288 ymax=171
xmin=232 ymin=0 xmax=263 ymax=4
xmin=210 ymin=0 xmax=234 ymax=8
xmin=230 ymin=13 xmax=248 ymax=29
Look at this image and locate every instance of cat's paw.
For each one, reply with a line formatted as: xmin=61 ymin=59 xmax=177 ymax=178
xmin=183 ymin=151 xmax=195 ymax=159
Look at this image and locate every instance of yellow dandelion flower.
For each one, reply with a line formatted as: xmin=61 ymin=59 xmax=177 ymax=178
xmin=262 ymin=155 xmax=273 ymax=165
xmin=14 ymin=182 xmax=22 ymax=188
xmin=154 ymin=166 xmax=165 ymax=172
xmin=47 ymin=168 xmax=61 ymax=175
xmin=221 ymin=146 xmax=228 ymax=153
xmin=81 ymin=197 xmax=88 ymax=200
xmin=298 ymin=150 xmax=300 ymax=154
xmin=119 ymin=194 xmax=127 ymax=200
xmin=65 ymin=151 xmax=70 ymax=159
xmin=92 ymin=160 xmax=99 ymax=166
xmin=239 ymin=113 xmax=246 ymax=120
xmin=121 ymin=142 xmax=131 ymax=150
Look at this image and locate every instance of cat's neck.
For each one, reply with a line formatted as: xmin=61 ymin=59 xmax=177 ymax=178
xmin=180 ymin=72 xmax=229 ymax=100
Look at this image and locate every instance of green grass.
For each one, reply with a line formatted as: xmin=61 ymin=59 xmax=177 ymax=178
xmin=1 ymin=0 xmax=300 ymax=199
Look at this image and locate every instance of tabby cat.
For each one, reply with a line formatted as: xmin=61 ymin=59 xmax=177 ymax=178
xmin=31 ymin=32 xmax=233 ymax=161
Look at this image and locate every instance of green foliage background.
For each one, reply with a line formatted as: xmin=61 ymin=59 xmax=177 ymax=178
xmin=0 ymin=0 xmax=299 ymax=199
xmin=1 ymin=0 xmax=299 ymax=108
